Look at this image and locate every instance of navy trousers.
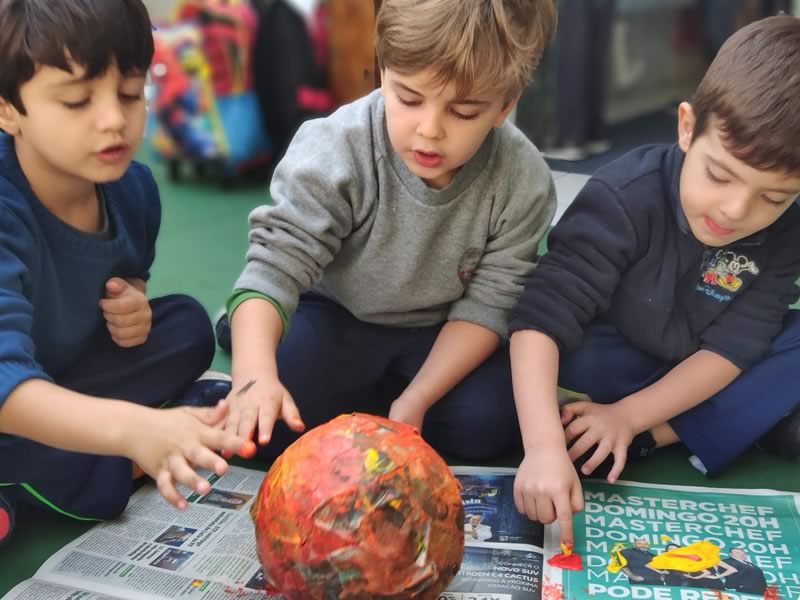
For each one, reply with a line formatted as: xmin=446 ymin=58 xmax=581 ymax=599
xmin=258 ymin=293 xmax=519 ymax=462
xmin=558 ymin=311 xmax=800 ymax=476
xmin=0 ymin=295 xmax=214 ymax=520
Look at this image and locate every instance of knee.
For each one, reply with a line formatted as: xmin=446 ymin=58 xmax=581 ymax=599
xmin=152 ymin=295 xmax=215 ymax=374
xmin=774 ymin=310 xmax=800 ymax=351
xmin=12 ymin=455 xmax=133 ymax=521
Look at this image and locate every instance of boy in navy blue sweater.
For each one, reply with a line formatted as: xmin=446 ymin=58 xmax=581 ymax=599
xmin=0 ymin=0 xmax=247 ymax=546
xmin=509 ymin=16 xmax=800 ymax=545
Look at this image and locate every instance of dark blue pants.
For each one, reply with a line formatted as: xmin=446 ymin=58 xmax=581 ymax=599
xmin=0 ymin=295 xmax=214 ymax=520
xmin=259 ymin=294 xmax=519 ymax=462
xmin=558 ymin=311 xmax=800 ymax=476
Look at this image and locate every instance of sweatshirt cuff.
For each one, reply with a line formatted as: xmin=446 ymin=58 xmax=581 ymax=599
xmin=226 ymin=289 xmax=290 ymax=338
xmin=448 ymin=301 xmax=508 ymax=340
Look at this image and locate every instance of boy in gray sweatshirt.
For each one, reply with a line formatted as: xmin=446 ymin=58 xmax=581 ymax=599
xmin=221 ymin=0 xmax=558 ymax=461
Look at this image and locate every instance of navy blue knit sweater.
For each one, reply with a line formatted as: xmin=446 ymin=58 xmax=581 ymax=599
xmin=0 ymin=134 xmax=160 ymax=405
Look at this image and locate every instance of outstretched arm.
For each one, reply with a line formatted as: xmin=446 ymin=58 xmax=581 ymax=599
xmin=225 ymin=297 xmax=305 ymax=444
xmin=510 ymin=330 xmax=583 ymax=547
xmin=389 ymin=320 xmax=499 ymax=430
xmin=0 ymin=380 xmax=248 ymax=509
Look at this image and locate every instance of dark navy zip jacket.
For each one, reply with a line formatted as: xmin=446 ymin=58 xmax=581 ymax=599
xmin=510 ymin=144 xmax=800 ymax=370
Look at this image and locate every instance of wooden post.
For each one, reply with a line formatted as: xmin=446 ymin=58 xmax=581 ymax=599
xmin=328 ymin=0 xmax=379 ymax=103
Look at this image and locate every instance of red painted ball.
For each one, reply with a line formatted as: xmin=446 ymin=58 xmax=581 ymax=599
xmin=251 ymin=413 xmax=464 ymax=600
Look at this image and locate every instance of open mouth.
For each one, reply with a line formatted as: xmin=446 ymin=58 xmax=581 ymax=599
xmin=413 ymin=150 xmax=442 ymax=168
xmin=97 ymin=144 xmax=129 ymax=163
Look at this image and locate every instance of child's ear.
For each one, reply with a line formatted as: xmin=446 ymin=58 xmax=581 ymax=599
xmin=493 ymin=93 xmax=521 ymax=128
xmin=677 ymin=102 xmax=695 ymax=152
xmin=0 ymin=98 xmax=21 ymax=136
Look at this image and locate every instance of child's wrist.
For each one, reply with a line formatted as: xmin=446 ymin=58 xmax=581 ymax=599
xmin=231 ymin=350 xmax=279 ymax=379
xmin=395 ymin=388 xmax=436 ymax=411
xmin=107 ymin=401 xmax=149 ymax=459
xmin=522 ymin=434 xmax=566 ymax=455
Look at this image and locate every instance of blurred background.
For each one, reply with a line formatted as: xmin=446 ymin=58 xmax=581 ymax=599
xmin=140 ymin=0 xmax=798 ymax=183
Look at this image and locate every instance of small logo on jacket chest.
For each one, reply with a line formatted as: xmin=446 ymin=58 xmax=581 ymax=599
xmin=699 ymin=250 xmax=759 ymax=295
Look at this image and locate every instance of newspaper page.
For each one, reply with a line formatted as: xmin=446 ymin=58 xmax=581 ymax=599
xmin=2 ymin=465 xmax=279 ymax=600
xmin=546 ymin=480 xmax=800 ymax=600
xmin=443 ymin=467 xmax=546 ymax=600
xmin=4 ymin=466 xmax=800 ymax=600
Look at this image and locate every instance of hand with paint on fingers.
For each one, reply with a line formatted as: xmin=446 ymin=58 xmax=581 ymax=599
xmin=223 ymin=374 xmax=306 ymax=448
xmin=562 ymin=401 xmax=635 ymax=483
xmin=125 ymin=401 xmax=248 ymax=510
xmin=99 ymin=277 xmax=152 ymax=348
xmin=513 ymin=444 xmax=583 ymax=547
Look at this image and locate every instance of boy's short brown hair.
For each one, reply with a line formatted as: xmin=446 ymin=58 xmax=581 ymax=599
xmin=375 ymin=0 xmax=557 ymax=102
xmin=692 ymin=15 xmax=800 ymax=174
xmin=0 ymin=0 xmax=154 ymax=114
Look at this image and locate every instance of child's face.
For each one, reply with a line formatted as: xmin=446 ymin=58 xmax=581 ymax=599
xmin=0 ymin=60 xmax=147 ymax=188
xmin=677 ymin=102 xmax=800 ymax=247
xmin=380 ymin=68 xmax=515 ymax=189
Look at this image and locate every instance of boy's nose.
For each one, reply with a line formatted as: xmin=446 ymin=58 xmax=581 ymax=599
xmin=719 ymin=193 xmax=750 ymax=221
xmin=96 ymin=100 xmax=127 ymax=132
xmin=416 ymin=111 xmax=444 ymax=140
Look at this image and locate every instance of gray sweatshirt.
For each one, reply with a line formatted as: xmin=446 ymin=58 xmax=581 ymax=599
xmin=236 ymin=90 xmax=556 ymax=338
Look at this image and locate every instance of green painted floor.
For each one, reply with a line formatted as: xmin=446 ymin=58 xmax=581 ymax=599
xmin=1 ymin=158 xmax=798 ymax=595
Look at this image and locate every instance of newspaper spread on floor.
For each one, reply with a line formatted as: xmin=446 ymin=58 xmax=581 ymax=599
xmin=3 ymin=465 xmax=800 ymax=600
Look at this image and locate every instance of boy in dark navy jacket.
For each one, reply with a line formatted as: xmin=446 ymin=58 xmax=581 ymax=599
xmin=0 ymin=0 xmax=247 ymax=547
xmin=509 ymin=16 xmax=800 ymax=545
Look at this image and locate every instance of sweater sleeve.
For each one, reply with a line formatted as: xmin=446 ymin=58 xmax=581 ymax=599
xmin=509 ymin=178 xmax=639 ymax=351
xmin=700 ymin=215 xmax=800 ymax=369
xmin=0 ymin=207 xmax=51 ymax=407
xmin=234 ymin=118 xmax=363 ymax=317
xmin=448 ymin=154 xmax=556 ymax=339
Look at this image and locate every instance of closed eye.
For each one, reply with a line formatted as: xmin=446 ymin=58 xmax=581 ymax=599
xmin=120 ymin=93 xmax=143 ymax=103
xmin=704 ymin=166 xmax=726 ymax=184
xmin=450 ymin=109 xmax=479 ymax=121
xmin=63 ymin=98 xmax=90 ymax=110
xmin=761 ymin=194 xmax=791 ymax=206
xmin=397 ymin=94 xmax=421 ymax=107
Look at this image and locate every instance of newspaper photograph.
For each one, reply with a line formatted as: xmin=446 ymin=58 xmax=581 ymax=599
xmin=453 ymin=467 xmax=545 ymax=547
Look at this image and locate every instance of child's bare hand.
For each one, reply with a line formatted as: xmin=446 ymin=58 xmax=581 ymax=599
xmin=128 ymin=401 xmax=249 ymax=510
xmin=562 ymin=401 xmax=634 ymax=483
xmin=99 ymin=278 xmax=152 ymax=347
xmin=223 ymin=375 xmax=305 ymax=446
xmin=388 ymin=395 xmax=427 ymax=432
xmin=514 ymin=446 xmax=583 ymax=547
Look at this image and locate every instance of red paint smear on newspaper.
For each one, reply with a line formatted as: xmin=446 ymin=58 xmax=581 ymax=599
xmin=764 ymin=585 xmax=779 ymax=600
xmin=542 ymin=575 xmax=565 ymax=600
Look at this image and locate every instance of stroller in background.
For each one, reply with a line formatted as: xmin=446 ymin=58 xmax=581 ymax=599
xmin=147 ymin=0 xmax=271 ymax=185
